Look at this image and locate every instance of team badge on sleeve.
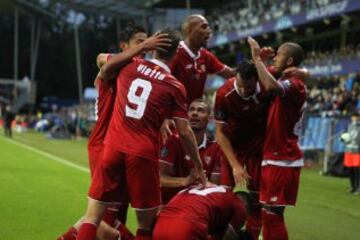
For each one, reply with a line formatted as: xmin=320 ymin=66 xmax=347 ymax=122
xmin=160 ymin=146 xmax=169 ymax=158
xmin=215 ymin=110 xmax=225 ymax=120
xmin=282 ymin=79 xmax=292 ymax=90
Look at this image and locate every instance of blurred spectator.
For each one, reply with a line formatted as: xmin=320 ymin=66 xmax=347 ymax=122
xmin=306 ymin=73 xmax=360 ymax=116
xmin=207 ymin=0 xmax=343 ymax=35
xmin=303 ymin=44 xmax=360 ymax=65
xmin=2 ymin=105 xmax=16 ymax=138
xmin=340 ymin=114 xmax=360 ymax=195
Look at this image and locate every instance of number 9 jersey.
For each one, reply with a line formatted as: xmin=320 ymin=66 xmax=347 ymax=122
xmin=104 ymin=58 xmax=189 ymax=162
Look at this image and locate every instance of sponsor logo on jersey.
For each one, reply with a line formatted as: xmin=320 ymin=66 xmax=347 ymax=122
xmin=270 ymin=196 xmax=278 ymax=202
xmin=204 ymin=156 xmax=211 ymax=165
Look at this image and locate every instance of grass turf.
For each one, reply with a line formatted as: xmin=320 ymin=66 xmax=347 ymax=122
xmin=0 ymin=131 xmax=359 ymax=239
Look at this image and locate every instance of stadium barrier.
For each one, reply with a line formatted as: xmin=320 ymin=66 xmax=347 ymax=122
xmin=300 ymin=115 xmax=351 ymax=174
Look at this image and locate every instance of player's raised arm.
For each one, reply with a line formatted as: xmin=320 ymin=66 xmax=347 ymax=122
xmin=100 ymin=33 xmax=172 ymax=81
xmin=174 ymin=118 xmax=207 ymax=186
xmin=248 ymin=36 xmax=284 ymax=96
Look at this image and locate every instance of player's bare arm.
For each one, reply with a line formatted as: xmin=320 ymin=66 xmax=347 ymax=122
xmin=160 ymin=164 xmax=197 ymax=187
xmin=217 ymin=66 xmax=237 ymax=79
xmin=96 ymin=53 xmax=110 ymax=69
xmin=159 ymin=119 xmax=176 ymax=144
xmin=283 ymin=66 xmax=309 ymax=80
xmin=174 ymin=118 xmax=207 ymax=186
xmin=100 ymin=33 xmax=172 ymax=81
xmin=215 ymin=122 xmax=250 ymax=188
xmin=248 ymin=36 xmax=284 ymax=96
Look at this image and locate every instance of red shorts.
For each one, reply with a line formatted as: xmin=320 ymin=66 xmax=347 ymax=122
xmin=220 ymin=152 xmax=262 ymax=192
xmin=153 ymin=217 xmax=207 ymax=240
xmin=88 ymin=146 xmax=104 ymax=176
xmin=89 ymin=145 xmax=161 ymax=209
xmin=260 ymin=165 xmax=301 ymax=206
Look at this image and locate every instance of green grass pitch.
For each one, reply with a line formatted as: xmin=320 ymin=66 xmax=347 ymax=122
xmin=0 ymin=131 xmax=359 ymax=239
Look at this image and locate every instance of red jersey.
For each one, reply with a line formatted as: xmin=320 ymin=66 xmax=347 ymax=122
xmin=262 ymin=77 xmax=306 ymax=166
xmin=159 ymin=185 xmax=246 ymax=235
xmin=88 ymin=77 xmax=115 ymax=151
xmin=159 ymin=134 xmax=224 ymax=203
xmin=104 ymin=59 xmax=188 ymax=161
xmin=214 ymin=78 xmax=271 ymax=154
xmin=170 ymin=41 xmax=226 ymax=104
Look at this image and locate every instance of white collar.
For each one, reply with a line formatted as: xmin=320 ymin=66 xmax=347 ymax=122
xmin=233 ymin=81 xmax=261 ymax=101
xmin=180 ymin=41 xmax=200 ymax=59
xmin=198 ymin=133 xmax=207 ymax=149
xmin=149 ymin=59 xmax=171 ymax=73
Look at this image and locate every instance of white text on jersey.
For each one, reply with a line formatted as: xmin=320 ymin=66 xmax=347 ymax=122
xmin=137 ymin=64 xmax=165 ymax=80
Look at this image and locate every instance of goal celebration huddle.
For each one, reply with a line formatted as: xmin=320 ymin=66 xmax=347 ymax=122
xmin=58 ymin=14 xmax=307 ymax=240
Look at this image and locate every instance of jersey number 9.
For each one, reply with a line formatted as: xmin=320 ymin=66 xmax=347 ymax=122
xmin=126 ymin=78 xmax=152 ymax=119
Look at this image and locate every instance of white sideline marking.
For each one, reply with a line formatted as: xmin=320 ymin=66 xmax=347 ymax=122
xmin=3 ymin=137 xmax=89 ymax=173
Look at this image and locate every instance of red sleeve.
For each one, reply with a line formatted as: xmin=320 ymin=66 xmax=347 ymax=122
xmin=171 ymin=83 xmax=188 ymax=120
xmin=211 ymin=147 xmax=223 ymax=175
xmin=214 ymin=90 xmax=227 ymax=123
xmin=206 ymin=50 xmax=226 ymax=74
xmin=280 ymin=78 xmax=306 ymax=103
xmin=159 ymin=137 xmax=177 ymax=166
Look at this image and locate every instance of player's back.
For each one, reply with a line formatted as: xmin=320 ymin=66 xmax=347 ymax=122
xmin=215 ymin=78 xmax=270 ymax=153
xmin=159 ymin=185 xmax=245 ymax=232
xmin=105 ymin=59 xmax=188 ymax=161
xmin=88 ymin=77 xmax=116 ymax=150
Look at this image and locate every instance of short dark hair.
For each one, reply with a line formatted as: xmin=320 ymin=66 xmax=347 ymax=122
xmin=236 ymin=60 xmax=258 ymax=81
xmin=156 ymin=29 xmax=181 ymax=60
xmin=190 ymin=98 xmax=211 ymax=114
xmin=235 ymin=191 xmax=255 ymax=215
xmin=119 ymin=24 xmax=146 ymax=43
xmin=282 ymin=42 xmax=304 ymax=67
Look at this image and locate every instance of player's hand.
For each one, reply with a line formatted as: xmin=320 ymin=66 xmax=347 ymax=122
xmin=160 ymin=119 xmax=176 ymax=144
xmin=283 ymin=67 xmax=309 ymax=80
xmin=184 ymin=169 xmax=198 ymax=186
xmin=141 ymin=32 xmax=172 ymax=52
xmin=233 ymin=164 xmax=251 ymax=188
xmin=260 ymin=47 xmax=275 ymax=61
xmin=247 ymin=36 xmax=262 ymax=62
xmin=194 ymin=167 xmax=208 ymax=188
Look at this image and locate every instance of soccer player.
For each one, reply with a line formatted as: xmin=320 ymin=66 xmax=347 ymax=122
xmin=160 ymin=98 xmax=224 ymax=203
xmin=170 ymin=14 xmax=236 ymax=105
xmin=58 ymin=25 xmax=167 ymax=240
xmin=214 ymin=60 xmax=270 ymax=239
xmin=153 ymin=185 xmax=253 ymax=240
xmin=160 ymin=14 xmax=237 ymax=142
xmin=248 ymin=36 xmax=306 ymax=240
xmin=76 ymin=29 xmax=206 ymax=240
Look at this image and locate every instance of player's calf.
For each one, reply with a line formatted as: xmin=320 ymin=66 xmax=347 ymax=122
xmin=261 ymin=206 xmax=288 ymax=240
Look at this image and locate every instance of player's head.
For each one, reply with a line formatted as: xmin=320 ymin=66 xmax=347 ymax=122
xmin=188 ymin=98 xmax=210 ymax=132
xmin=181 ymin=14 xmax=212 ymax=48
xmin=119 ymin=24 xmax=147 ymax=51
xmin=273 ymin=42 xmax=304 ymax=73
xmin=234 ymin=191 xmax=255 ymax=215
xmin=235 ymin=60 xmax=259 ymax=97
xmin=153 ymin=29 xmax=181 ymax=61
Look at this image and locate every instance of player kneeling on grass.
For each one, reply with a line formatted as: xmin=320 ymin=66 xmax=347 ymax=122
xmin=153 ymin=185 xmax=253 ymax=240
